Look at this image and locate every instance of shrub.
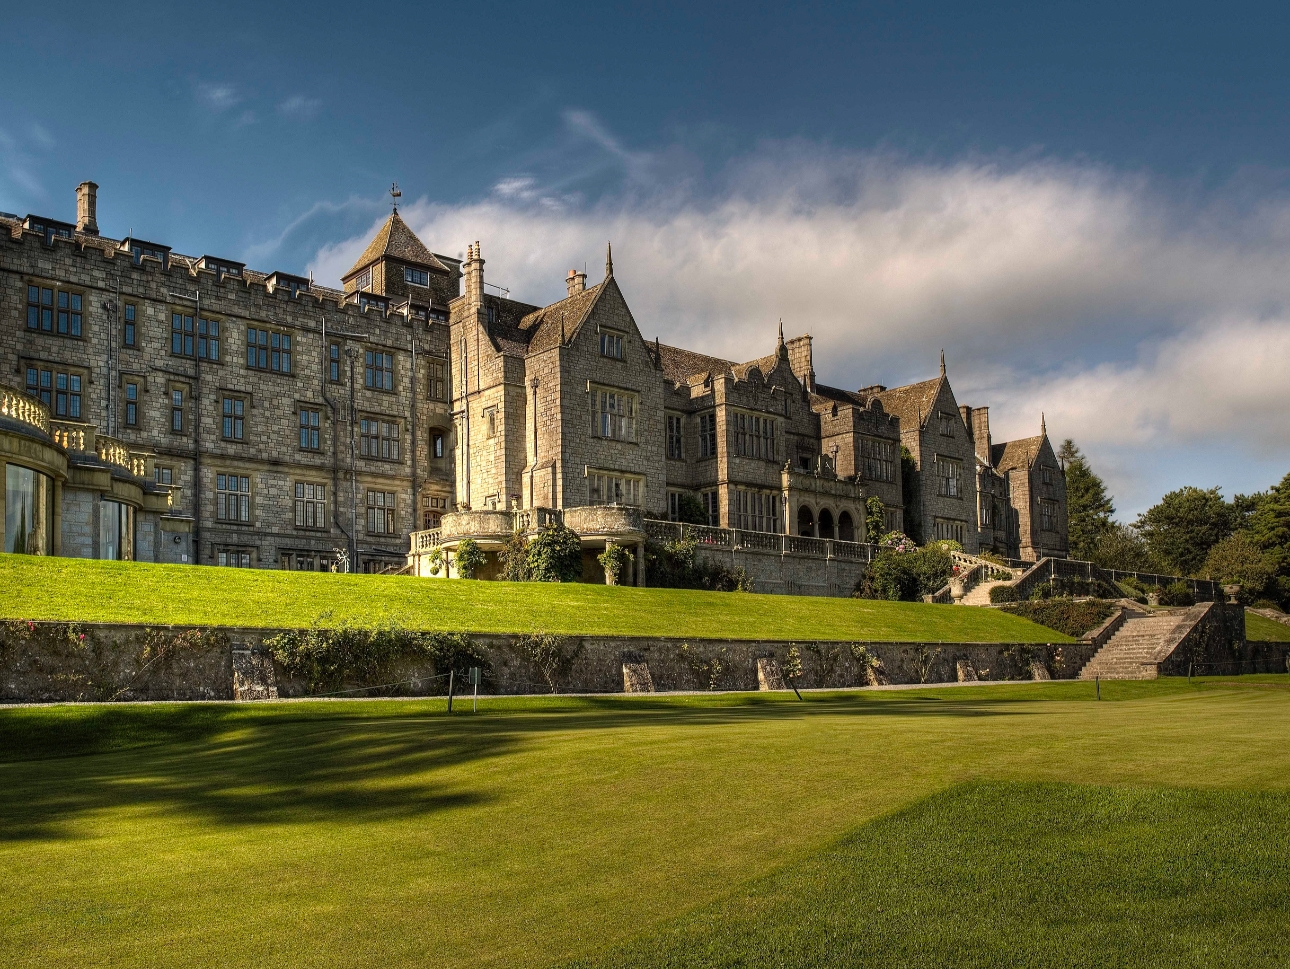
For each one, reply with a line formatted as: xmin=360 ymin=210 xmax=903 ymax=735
xmin=989 ymin=584 xmax=1019 ymax=604
xmin=929 ymin=539 xmax=964 ymax=554
xmin=597 ymin=542 xmax=629 ymax=584
xmin=1029 ymin=582 xmax=1053 ymax=601
xmin=454 ymin=539 xmax=485 ymax=579
xmin=499 ymin=533 xmax=531 ymax=582
xmin=645 ymin=538 xmax=752 ymax=592
xmin=879 ymin=531 xmax=917 ymax=553
xmin=999 ymin=599 xmax=1118 ymax=638
xmin=782 ymin=645 xmax=803 ymax=681
xmin=864 ymin=497 xmax=886 ymax=543
xmin=1160 ymin=581 xmax=1195 ymax=607
xmin=1203 ymin=534 xmax=1273 ymax=602
xmin=678 ymin=642 xmax=728 ymax=690
xmin=856 ymin=547 xmax=953 ymax=601
xmin=526 ymin=521 xmax=584 ymax=582
xmin=674 ymin=492 xmax=709 ymax=526
xmin=1252 ymin=599 xmax=1283 ymax=612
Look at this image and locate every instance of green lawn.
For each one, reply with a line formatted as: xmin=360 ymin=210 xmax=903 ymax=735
xmin=0 ymin=554 xmax=1072 ymax=643
xmin=1246 ymin=609 xmax=1290 ymax=642
xmin=2 ymin=678 xmax=1288 ymax=968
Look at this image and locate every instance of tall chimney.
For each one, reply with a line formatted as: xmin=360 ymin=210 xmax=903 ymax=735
xmin=76 ymin=181 xmax=99 ymax=235
xmin=971 ymin=406 xmax=992 ymax=466
xmin=566 ymin=268 xmax=587 ymax=297
xmin=464 ymin=241 xmax=485 ymax=311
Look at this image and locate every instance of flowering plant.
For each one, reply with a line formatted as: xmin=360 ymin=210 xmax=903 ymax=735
xmin=880 ymin=531 xmax=917 ymax=553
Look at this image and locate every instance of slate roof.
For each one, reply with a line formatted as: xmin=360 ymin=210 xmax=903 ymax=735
xmin=345 ymin=212 xmax=449 ymax=278
xmin=519 ymin=281 xmax=609 ymax=355
xmin=991 ymin=435 xmax=1045 ymax=472
xmin=810 ymin=383 xmax=873 ymax=409
xmin=654 ymin=344 xmax=736 ymax=384
xmin=873 ymin=377 xmax=943 ymax=431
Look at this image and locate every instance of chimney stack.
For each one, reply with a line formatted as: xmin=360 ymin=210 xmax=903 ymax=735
xmin=76 ymin=181 xmax=99 ymax=235
xmin=971 ymin=406 xmax=993 ymax=466
xmin=566 ymin=268 xmax=587 ymax=297
xmin=464 ymin=241 xmax=485 ymax=312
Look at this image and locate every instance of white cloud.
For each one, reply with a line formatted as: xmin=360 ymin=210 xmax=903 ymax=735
xmin=278 ymin=96 xmax=322 ymax=120
xmin=196 ymin=83 xmax=241 ymax=112
xmin=304 ymin=127 xmax=1290 ymax=512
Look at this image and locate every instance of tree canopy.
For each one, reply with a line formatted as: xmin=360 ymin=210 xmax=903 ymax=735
xmin=1135 ymin=486 xmax=1237 ymax=577
xmin=1058 ymin=440 xmax=1115 ymax=561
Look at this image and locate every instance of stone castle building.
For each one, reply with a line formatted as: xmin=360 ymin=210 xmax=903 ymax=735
xmin=0 ymin=181 xmax=1068 ymax=587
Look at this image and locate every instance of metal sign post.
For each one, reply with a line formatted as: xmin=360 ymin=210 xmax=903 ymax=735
xmin=447 ymin=669 xmax=454 ymax=713
xmin=469 ymin=667 xmax=481 ymax=712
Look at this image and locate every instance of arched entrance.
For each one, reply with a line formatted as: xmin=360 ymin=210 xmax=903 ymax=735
xmin=818 ymin=508 xmax=835 ymax=540
xmin=838 ymin=511 xmax=855 ymax=543
xmin=797 ymin=505 xmax=815 ymax=537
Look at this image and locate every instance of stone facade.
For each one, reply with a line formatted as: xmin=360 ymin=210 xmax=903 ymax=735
xmin=1 ymin=181 xmax=1067 ymax=585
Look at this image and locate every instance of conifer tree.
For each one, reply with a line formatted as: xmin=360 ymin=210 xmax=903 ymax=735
xmin=1057 ymin=440 xmax=1115 ymax=561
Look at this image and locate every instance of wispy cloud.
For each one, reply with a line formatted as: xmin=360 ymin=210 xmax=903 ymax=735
xmin=278 ymin=96 xmax=323 ymax=120
xmin=0 ymin=125 xmax=49 ymax=198
xmin=303 ymin=114 xmax=1290 ymax=512
xmin=196 ymin=82 xmax=241 ymax=112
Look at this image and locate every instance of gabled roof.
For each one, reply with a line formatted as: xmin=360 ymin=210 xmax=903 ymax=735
xmin=655 ymin=344 xmax=736 ymax=384
xmin=811 ymin=383 xmax=873 ymax=409
xmin=520 ymin=279 xmax=611 ymax=355
xmin=873 ymin=376 xmax=943 ymax=431
xmin=992 ymin=435 xmax=1045 ymax=472
xmin=345 ymin=211 xmax=448 ymax=279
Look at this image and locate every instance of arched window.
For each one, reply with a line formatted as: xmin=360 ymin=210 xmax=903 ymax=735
xmin=432 ymin=432 xmax=445 ymax=459
xmin=838 ymin=511 xmax=855 ymax=543
xmin=818 ymin=508 xmax=835 ymax=540
xmin=797 ymin=505 xmax=815 ymax=537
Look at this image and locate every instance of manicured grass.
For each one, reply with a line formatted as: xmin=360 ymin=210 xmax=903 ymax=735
xmin=0 ymin=553 xmax=1073 ymax=643
xmin=565 ymin=782 xmax=1290 ymax=969
xmin=1246 ymin=609 xmax=1290 ymax=642
xmin=1 ymin=678 xmax=1288 ymax=968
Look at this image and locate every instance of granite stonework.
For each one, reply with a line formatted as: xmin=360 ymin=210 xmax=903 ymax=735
xmin=2 ymin=183 xmax=1065 ymax=585
xmin=0 ymin=619 xmax=1100 ymax=702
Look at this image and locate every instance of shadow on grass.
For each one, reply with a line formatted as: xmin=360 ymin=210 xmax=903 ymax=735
xmin=0 ymin=678 xmax=1276 ymax=841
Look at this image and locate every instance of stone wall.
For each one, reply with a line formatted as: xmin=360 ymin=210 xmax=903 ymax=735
xmin=1157 ymin=602 xmax=1286 ymax=675
xmin=0 ymin=619 xmax=1096 ymax=703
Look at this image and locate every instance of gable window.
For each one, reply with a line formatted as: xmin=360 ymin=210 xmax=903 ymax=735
xmin=355 ymin=268 xmax=372 ymax=292
xmin=666 ymin=414 xmax=683 ymax=459
xmin=486 ymin=305 xmax=497 ymax=325
xmin=299 ymin=408 xmax=320 ymax=450
xmin=698 ymin=413 xmax=717 ymax=458
xmin=1042 ymin=466 xmax=1054 ymax=487
xmin=125 ymin=382 xmax=139 ymax=427
xmin=860 ymin=437 xmax=895 ymax=483
xmin=25 ymin=367 xmax=81 ymax=418
xmin=216 ymin=473 xmax=251 ymax=523
xmin=367 ymin=491 xmax=396 ymax=534
xmin=294 ymin=482 xmax=327 ymax=529
xmin=592 ymin=388 xmax=637 ymax=441
xmin=247 ymin=328 xmax=291 ymax=373
xmin=124 ymin=304 xmax=136 ymax=346
xmin=935 ymin=455 xmax=963 ymax=498
xmin=599 ymin=331 xmax=624 ymax=359
xmin=1040 ymin=499 xmax=1057 ymax=532
xmin=404 ymin=267 xmax=429 ymax=287
xmin=588 ymin=469 xmax=643 ymax=507
xmin=360 ymin=418 xmax=400 ymax=460
xmin=979 ymin=497 xmax=993 ymax=528
xmin=428 ymin=358 xmax=448 ymax=400
xmin=365 ymin=350 xmax=394 ymax=391
xmin=221 ymin=397 xmax=245 ymax=441
xmin=171 ymin=313 xmax=220 ymax=360
xmin=734 ymin=412 xmax=775 ymax=460
xmin=938 ymin=411 xmax=954 ymax=437
xmin=329 ymin=343 xmax=341 ymax=382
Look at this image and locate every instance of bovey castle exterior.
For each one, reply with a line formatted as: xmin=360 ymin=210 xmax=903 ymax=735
xmin=0 ymin=181 xmax=1068 ymax=589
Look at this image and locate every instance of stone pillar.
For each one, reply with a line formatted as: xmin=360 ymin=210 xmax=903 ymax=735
xmin=635 ymin=542 xmax=646 ymax=587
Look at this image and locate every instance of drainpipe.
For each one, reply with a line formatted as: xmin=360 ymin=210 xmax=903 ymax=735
xmin=320 ymin=314 xmax=352 ymax=556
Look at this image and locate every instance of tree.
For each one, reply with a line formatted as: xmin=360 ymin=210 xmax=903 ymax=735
xmin=1058 ymin=440 xmax=1115 ymax=560
xmin=454 ymin=539 xmax=485 ymax=579
xmin=1135 ymin=486 xmax=1236 ymax=577
xmin=1202 ymin=535 xmax=1272 ymax=600
xmin=674 ymin=492 xmax=709 ymax=526
xmin=1088 ymin=523 xmax=1157 ymax=573
xmin=1238 ymin=472 xmax=1290 ymax=606
xmin=900 ymin=445 xmax=921 ymax=543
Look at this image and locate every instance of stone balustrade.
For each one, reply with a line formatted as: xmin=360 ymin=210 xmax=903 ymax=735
xmin=50 ymin=419 xmax=94 ymax=451
xmin=0 ymin=383 xmax=50 ymax=435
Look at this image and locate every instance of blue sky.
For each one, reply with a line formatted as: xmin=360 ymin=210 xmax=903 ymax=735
xmin=3 ymin=1 xmax=1289 ymax=515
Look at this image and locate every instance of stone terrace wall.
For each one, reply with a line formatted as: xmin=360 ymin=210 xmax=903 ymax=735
xmin=0 ymin=620 xmax=1096 ymax=702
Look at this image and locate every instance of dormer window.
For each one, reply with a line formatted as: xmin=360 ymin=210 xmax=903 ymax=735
xmin=358 ymin=293 xmax=387 ymax=315
xmin=355 ymin=268 xmax=372 ymax=292
xmin=127 ymin=240 xmax=171 ymax=269
xmin=404 ymin=267 xmax=429 ymax=287
xmin=198 ymin=256 xmax=245 ymax=282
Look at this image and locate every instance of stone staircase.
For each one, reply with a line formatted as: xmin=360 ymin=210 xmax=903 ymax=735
xmin=961 ymin=579 xmax=1009 ymax=606
xmin=1077 ymin=612 xmax=1189 ymax=680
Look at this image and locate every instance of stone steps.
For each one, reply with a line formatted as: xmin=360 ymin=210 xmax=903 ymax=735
xmin=1078 ymin=614 xmax=1187 ymax=680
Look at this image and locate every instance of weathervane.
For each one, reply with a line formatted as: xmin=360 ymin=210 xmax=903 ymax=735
xmin=390 ymin=181 xmax=401 ymax=213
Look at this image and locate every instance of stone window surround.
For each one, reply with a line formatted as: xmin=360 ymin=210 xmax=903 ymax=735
xmin=26 ymin=279 xmax=85 ymax=338
xmin=215 ymin=471 xmax=253 ymax=525
xmin=586 ymin=467 xmax=644 ymax=507
xmin=589 ymin=382 xmax=639 ymax=443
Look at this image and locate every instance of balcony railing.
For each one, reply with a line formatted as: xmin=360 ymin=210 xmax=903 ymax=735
xmin=1 ymin=383 xmax=50 ymax=435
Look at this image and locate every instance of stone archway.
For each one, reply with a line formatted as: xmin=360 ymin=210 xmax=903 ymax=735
xmin=838 ymin=510 xmax=855 ymax=543
xmin=797 ymin=505 xmax=815 ymax=537
xmin=818 ymin=508 xmax=835 ymax=540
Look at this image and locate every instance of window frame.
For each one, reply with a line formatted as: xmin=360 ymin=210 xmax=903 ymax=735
xmin=698 ymin=412 xmax=718 ymax=458
xmin=124 ymin=382 xmax=139 ymax=427
xmin=359 ymin=417 xmax=401 ymax=461
xmin=221 ymin=396 xmax=246 ymax=442
xmin=123 ymin=303 xmax=137 ymax=347
xmin=590 ymin=386 xmax=638 ymax=442
xmin=25 ymin=365 xmax=83 ymax=418
xmin=293 ymin=481 xmax=328 ymax=530
xmin=599 ymin=331 xmax=624 ymax=360
xmin=666 ymin=414 xmax=684 ymax=460
xmin=366 ymin=490 xmax=397 ymax=535
xmin=587 ymin=468 xmax=644 ymax=507
xmin=170 ymin=312 xmax=221 ymax=361
xmin=298 ymin=408 xmax=321 ymax=451
xmin=215 ymin=473 xmax=252 ymax=524
xmin=246 ymin=327 xmax=292 ymax=374
xmin=364 ymin=350 xmax=394 ymax=391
